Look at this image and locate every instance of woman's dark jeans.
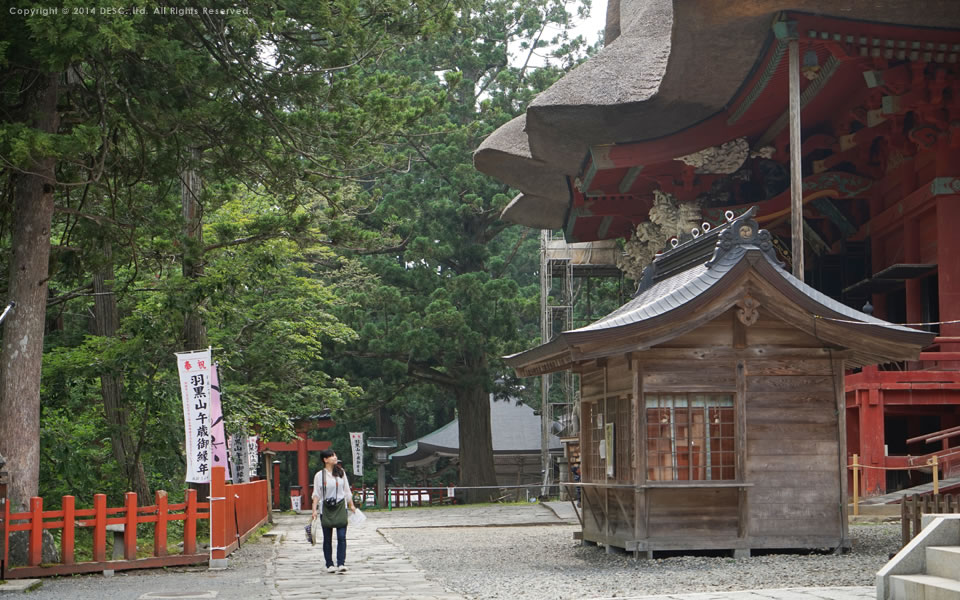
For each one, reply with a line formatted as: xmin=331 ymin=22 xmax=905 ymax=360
xmin=322 ymin=525 xmax=347 ymax=567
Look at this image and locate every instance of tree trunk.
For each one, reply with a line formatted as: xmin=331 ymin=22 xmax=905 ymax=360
xmin=92 ymin=240 xmax=151 ymax=501
xmin=456 ymin=383 xmax=498 ymax=503
xmin=181 ymin=158 xmax=208 ymax=500
xmin=181 ymin=157 xmax=207 ymax=350
xmin=0 ymin=72 xmax=60 ymax=513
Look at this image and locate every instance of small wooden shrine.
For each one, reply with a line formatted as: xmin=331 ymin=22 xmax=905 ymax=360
xmin=505 ymin=209 xmax=934 ymax=556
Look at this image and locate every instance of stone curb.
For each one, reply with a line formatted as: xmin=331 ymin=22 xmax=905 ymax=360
xmin=0 ymin=579 xmax=42 ymax=593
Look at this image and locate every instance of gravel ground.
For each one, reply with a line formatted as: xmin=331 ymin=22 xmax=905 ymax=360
xmin=17 ymin=536 xmax=276 ymax=600
xmin=385 ymin=523 xmax=899 ymax=600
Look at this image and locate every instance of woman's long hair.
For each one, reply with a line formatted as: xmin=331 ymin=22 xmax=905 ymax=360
xmin=319 ymin=449 xmax=345 ymax=478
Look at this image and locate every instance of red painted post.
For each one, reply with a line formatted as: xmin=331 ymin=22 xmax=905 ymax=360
xmin=124 ymin=492 xmax=137 ymax=560
xmin=936 ymin=192 xmax=960 ymax=368
xmin=297 ymin=432 xmax=310 ymax=510
xmin=62 ymin=495 xmax=75 ymax=565
xmin=272 ymin=461 xmax=280 ymax=510
xmin=210 ymin=466 xmax=227 ymax=567
xmin=904 ymin=217 xmax=923 ymax=328
xmin=183 ymin=489 xmax=197 ymax=555
xmin=860 ymin=388 xmax=886 ymax=496
xmin=155 ymin=490 xmax=168 ymax=556
xmin=28 ymin=497 xmax=42 ymax=566
xmin=93 ymin=494 xmax=107 ymax=562
xmin=2 ymin=479 xmax=10 ymax=572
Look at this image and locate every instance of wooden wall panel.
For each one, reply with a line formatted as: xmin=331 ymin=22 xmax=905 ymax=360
xmin=745 ymin=370 xmax=842 ymax=540
xmin=747 ymin=376 xmax=834 ymax=393
xmin=746 ymin=360 xmax=833 ymax=376
xmin=745 ymin=324 xmax=822 ymax=347
xmin=647 ymin=488 xmax=738 ymax=538
xmin=644 ymin=371 xmax=736 ymax=392
xmin=607 ymin=488 xmax=636 ymax=541
xmin=657 ymin=320 xmax=732 ymax=348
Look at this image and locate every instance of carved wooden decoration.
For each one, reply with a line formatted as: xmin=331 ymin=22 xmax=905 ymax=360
xmin=736 ymin=294 xmax=761 ymax=326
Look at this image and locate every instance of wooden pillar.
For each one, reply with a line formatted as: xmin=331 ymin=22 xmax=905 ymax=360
xmin=263 ymin=450 xmax=275 ymax=523
xmin=209 ymin=465 xmax=228 ymax=569
xmin=736 ymin=360 xmax=749 ymax=544
xmin=154 ymin=491 xmax=168 ymax=557
xmin=832 ymin=358 xmax=850 ymax=548
xmin=603 ymin=364 xmax=610 ymax=541
xmin=92 ymin=494 xmax=107 ymax=562
xmin=904 ymin=218 xmax=923 ymax=326
xmin=61 ymin=495 xmax=75 ymax=565
xmin=633 ymin=360 xmax=645 ymax=542
xmin=272 ymin=460 xmax=281 ymax=510
xmin=123 ymin=492 xmax=137 ymax=560
xmin=859 ymin=388 xmax=886 ymax=496
xmin=936 ymin=194 xmax=960 ymax=363
xmin=788 ymin=37 xmax=804 ymax=281
xmin=297 ymin=431 xmax=310 ymax=510
xmin=868 ymin=198 xmax=887 ymax=319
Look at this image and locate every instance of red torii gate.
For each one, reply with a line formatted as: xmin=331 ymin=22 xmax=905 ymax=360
xmin=258 ymin=414 xmax=334 ymax=510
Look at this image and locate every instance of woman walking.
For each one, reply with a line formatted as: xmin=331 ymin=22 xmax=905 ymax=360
xmin=311 ymin=449 xmax=357 ymax=573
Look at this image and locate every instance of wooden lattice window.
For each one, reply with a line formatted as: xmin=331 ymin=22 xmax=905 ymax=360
xmin=615 ymin=396 xmax=632 ymax=481
xmin=646 ymin=393 xmax=735 ymax=481
xmin=586 ymin=401 xmax=604 ymax=482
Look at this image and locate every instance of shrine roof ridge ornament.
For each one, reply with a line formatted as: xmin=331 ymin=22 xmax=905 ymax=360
xmin=634 ymin=206 xmax=781 ymax=297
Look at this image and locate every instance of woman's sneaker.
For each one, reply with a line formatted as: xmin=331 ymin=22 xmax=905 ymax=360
xmin=337 ymin=565 xmax=348 ymax=573
xmin=326 ymin=565 xmax=337 ymax=573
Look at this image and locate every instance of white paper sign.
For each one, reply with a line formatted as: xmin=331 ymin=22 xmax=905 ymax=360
xmin=350 ymin=432 xmax=364 ymax=477
xmin=176 ymin=349 xmax=212 ymax=483
xmin=229 ymin=430 xmax=251 ymax=483
xmin=247 ymin=435 xmax=260 ymax=474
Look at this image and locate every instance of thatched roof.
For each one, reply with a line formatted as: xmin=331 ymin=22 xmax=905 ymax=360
xmin=475 ymin=0 xmax=960 ymax=228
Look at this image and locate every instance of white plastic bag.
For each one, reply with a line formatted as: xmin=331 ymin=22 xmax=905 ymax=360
xmin=348 ymin=508 xmax=367 ymax=526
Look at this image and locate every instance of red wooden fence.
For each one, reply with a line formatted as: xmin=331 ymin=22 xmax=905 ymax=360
xmin=2 ymin=466 xmax=266 ymax=578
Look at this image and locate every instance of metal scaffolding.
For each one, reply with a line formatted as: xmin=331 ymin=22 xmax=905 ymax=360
xmin=539 ymin=230 xmax=622 ymax=493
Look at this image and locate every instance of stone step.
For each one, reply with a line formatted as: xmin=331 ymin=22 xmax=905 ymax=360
xmin=927 ymin=546 xmax=960 ymax=580
xmin=890 ymin=574 xmax=960 ymax=600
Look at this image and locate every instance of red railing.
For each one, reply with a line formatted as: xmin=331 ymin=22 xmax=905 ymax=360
xmin=2 ymin=466 xmax=266 ymax=579
xmin=387 ymin=487 xmax=456 ymax=507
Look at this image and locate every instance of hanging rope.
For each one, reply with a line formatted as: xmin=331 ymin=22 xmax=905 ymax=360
xmin=812 ymin=315 xmax=960 ymax=327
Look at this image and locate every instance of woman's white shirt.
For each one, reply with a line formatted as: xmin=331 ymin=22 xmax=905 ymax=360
xmin=311 ymin=469 xmax=350 ymax=512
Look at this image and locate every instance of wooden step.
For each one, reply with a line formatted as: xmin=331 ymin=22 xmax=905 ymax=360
xmin=890 ymin=574 xmax=960 ymax=600
xmin=926 ymin=546 xmax=960 ymax=580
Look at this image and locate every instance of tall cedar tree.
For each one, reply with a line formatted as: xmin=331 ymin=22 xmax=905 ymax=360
xmin=334 ymin=0 xmax=592 ymax=502
xmin=0 ymin=0 xmax=453 ymax=511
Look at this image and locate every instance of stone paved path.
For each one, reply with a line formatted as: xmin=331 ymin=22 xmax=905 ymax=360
xmin=267 ymin=506 xmax=877 ymax=600
xmin=580 ymin=588 xmax=875 ymax=600
xmin=5 ymin=504 xmax=882 ymax=600
xmin=269 ymin=511 xmax=469 ymax=600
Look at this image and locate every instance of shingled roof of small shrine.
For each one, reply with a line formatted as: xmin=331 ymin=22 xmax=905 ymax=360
xmin=504 ymin=209 xmax=935 ymax=373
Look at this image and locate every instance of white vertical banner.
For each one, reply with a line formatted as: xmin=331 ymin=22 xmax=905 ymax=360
xmin=229 ymin=430 xmax=250 ymax=483
xmin=176 ymin=349 xmax=213 ymax=483
xmin=247 ymin=435 xmax=260 ymax=475
xmin=349 ymin=432 xmax=364 ymax=477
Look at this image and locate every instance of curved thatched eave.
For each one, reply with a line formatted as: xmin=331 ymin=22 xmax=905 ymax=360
xmin=476 ymin=0 xmax=960 ymax=228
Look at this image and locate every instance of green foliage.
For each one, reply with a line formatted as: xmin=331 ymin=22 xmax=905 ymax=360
xmin=2 ymin=0 xmax=604 ymax=503
xmin=1 ymin=0 xmax=458 ymax=503
xmin=329 ymin=0 xmax=595 ymax=458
